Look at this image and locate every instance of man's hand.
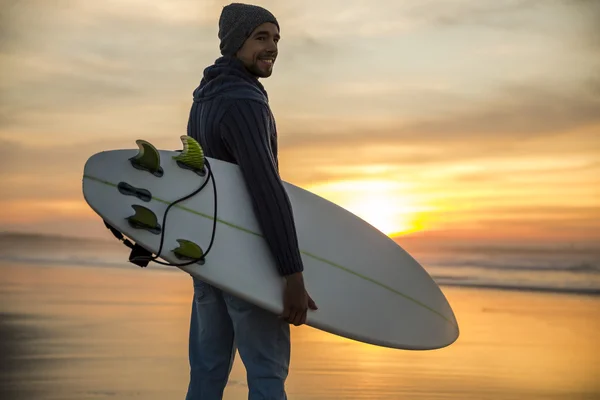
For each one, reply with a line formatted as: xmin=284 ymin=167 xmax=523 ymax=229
xmin=281 ymin=272 xmax=318 ymax=326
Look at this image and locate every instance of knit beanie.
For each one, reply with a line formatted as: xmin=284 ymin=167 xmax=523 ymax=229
xmin=218 ymin=3 xmax=280 ymax=56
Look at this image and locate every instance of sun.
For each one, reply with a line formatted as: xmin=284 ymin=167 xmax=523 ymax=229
xmin=344 ymin=194 xmax=414 ymax=236
xmin=306 ymin=179 xmax=420 ymax=236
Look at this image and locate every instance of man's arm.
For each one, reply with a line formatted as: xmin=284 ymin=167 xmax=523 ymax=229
xmin=219 ymin=100 xmax=304 ymax=276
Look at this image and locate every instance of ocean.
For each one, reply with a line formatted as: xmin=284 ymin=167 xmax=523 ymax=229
xmin=2 ymin=232 xmax=598 ymax=295
xmin=0 ymin=232 xmax=599 ymax=399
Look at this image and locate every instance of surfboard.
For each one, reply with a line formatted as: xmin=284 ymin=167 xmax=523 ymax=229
xmin=81 ymin=136 xmax=459 ymax=350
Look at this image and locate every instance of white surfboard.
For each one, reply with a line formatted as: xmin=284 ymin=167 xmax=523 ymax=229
xmin=81 ymin=136 xmax=459 ymax=350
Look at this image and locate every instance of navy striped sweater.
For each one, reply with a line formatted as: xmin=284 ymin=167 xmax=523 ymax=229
xmin=187 ymin=56 xmax=304 ymax=276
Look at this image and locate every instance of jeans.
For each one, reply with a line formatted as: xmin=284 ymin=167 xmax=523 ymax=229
xmin=185 ymin=277 xmax=290 ymax=400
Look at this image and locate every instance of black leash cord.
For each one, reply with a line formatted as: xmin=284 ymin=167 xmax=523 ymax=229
xmin=130 ymin=158 xmax=218 ymax=267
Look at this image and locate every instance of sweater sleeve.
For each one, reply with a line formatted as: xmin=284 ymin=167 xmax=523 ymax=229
xmin=219 ymin=100 xmax=304 ymax=276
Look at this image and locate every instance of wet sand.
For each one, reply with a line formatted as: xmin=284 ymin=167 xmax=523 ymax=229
xmin=1 ymin=261 xmax=599 ymax=399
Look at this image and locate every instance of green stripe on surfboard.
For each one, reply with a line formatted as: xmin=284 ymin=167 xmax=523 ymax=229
xmin=84 ymin=174 xmax=456 ymax=327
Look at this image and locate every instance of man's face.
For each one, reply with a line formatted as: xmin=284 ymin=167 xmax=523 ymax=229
xmin=235 ymin=22 xmax=280 ymax=78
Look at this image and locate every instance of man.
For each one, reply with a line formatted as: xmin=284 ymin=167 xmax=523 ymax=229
xmin=185 ymin=3 xmax=317 ymax=399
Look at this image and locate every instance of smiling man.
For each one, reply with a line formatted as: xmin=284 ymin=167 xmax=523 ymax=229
xmin=185 ymin=3 xmax=316 ymax=400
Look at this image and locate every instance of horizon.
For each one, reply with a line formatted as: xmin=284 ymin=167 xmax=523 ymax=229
xmin=1 ymin=0 xmax=599 ymax=245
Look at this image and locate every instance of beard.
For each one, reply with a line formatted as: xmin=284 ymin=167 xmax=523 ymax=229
xmin=247 ymin=61 xmax=273 ymax=78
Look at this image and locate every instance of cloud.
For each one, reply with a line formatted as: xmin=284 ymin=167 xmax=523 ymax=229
xmin=278 ymin=82 xmax=600 ymax=149
xmin=0 ymin=136 xmax=186 ymax=201
xmin=277 ymin=132 xmax=599 ymax=191
xmin=565 ymin=0 xmax=600 ymax=49
xmin=404 ymin=83 xmax=600 ymax=137
xmin=424 ymin=204 xmax=600 ymax=222
xmin=1 ymin=0 xmax=598 ymax=237
xmin=259 ymin=0 xmax=419 ymax=38
xmin=406 ymin=0 xmax=600 ymax=71
xmin=0 ymin=139 xmax=93 ymax=201
xmin=0 ymin=0 xmax=224 ymax=122
xmin=0 ymin=135 xmax=185 ymax=175
xmin=0 ymin=60 xmax=141 ymax=124
xmin=417 ymin=0 xmax=547 ymax=28
xmin=0 ymin=0 xmax=344 ymax=135
xmin=271 ymin=80 xmax=600 ymax=189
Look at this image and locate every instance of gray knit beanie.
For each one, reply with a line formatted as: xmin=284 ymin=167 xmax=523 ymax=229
xmin=218 ymin=3 xmax=280 ymax=56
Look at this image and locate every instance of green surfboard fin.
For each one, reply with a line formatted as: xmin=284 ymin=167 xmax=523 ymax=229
xmin=172 ymin=239 xmax=205 ymax=264
xmin=173 ymin=135 xmax=205 ymax=175
xmin=129 ymin=139 xmax=164 ymax=177
xmin=126 ymin=205 xmax=161 ymax=234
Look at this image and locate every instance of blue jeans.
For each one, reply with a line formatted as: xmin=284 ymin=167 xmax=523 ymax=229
xmin=185 ymin=277 xmax=290 ymax=400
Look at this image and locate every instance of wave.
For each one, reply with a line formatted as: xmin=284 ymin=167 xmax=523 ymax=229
xmin=413 ymin=248 xmax=600 ymax=274
xmin=424 ymin=259 xmax=600 ymax=273
xmin=431 ymin=274 xmax=600 ymax=296
xmin=437 ymin=279 xmax=600 ymax=296
xmin=2 ymin=252 xmax=599 ymax=297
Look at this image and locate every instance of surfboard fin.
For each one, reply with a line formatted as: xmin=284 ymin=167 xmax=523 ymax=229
xmin=173 ymin=136 xmax=206 ymax=175
xmin=172 ymin=239 xmax=205 ymax=264
xmin=126 ymin=205 xmax=161 ymax=234
xmin=129 ymin=139 xmax=164 ymax=177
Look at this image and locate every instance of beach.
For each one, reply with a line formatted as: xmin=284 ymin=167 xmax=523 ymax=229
xmin=1 ymin=258 xmax=598 ymax=400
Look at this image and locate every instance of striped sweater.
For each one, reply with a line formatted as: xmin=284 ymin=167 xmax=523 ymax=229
xmin=187 ymin=56 xmax=304 ymax=276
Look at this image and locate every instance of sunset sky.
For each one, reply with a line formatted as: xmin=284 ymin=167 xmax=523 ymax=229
xmin=1 ymin=0 xmax=598 ymax=244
